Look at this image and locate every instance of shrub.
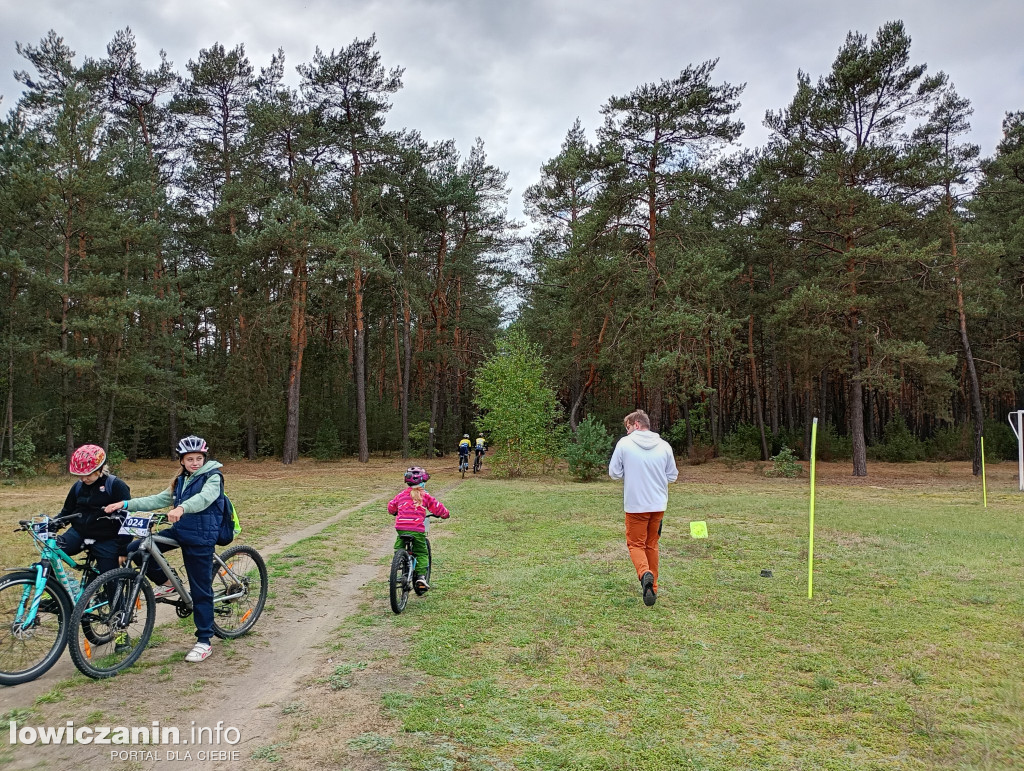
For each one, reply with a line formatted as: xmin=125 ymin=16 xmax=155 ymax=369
xmin=105 ymin=445 xmax=127 ymax=474
xmin=983 ymin=418 xmax=1019 ymax=462
xmin=565 ymin=415 xmax=614 ymax=481
xmin=816 ymin=422 xmax=852 ymax=461
xmin=870 ymin=416 xmax=926 ymax=463
xmin=926 ymin=424 xmax=971 ymax=461
xmin=719 ymin=423 xmax=763 ymax=461
xmin=312 ymin=418 xmax=343 ymax=460
xmin=0 ymin=434 xmax=37 ymax=478
xmin=765 ymin=446 xmax=803 ymax=478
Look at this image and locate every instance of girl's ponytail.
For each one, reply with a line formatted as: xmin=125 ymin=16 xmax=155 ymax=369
xmin=410 ymin=486 xmax=424 ymax=507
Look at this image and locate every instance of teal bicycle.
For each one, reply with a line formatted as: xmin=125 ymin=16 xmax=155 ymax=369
xmin=0 ymin=514 xmax=109 ymax=685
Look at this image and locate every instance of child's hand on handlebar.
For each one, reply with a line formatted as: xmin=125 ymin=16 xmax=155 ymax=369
xmin=103 ymin=502 xmax=126 ymax=514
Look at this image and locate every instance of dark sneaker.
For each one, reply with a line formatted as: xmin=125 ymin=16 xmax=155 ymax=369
xmin=114 ymin=633 xmax=132 ymax=654
xmin=640 ymin=572 xmax=656 ymax=606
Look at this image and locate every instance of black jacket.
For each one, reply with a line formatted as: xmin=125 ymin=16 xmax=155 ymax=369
xmin=58 ymin=473 xmax=131 ymax=541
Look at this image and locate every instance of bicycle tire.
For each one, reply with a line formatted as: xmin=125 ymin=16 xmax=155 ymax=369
xmin=211 ymin=545 xmax=268 ymax=639
xmin=68 ymin=567 xmax=155 ymax=679
xmin=389 ymin=550 xmax=410 ymax=614
xmin=473 ymin=455 xmax=481 ymax=473
xmin=0 ymin=571 xmax=72 ymax=686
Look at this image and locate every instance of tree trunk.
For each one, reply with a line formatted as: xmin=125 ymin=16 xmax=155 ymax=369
xmin=850 ymin=337 xmax=867 ymax=476
xmin=955 ymin=267 xmax=984 ymax=475
xmin=354 ymin=261 xmax=369 ymax=463
xmin=402 ymin=291 xmax=412 ymax=459
xmin=282 ymin=254 xmax=308 ymax=465
xmin=748 ymin=311 xmax=769 ymax=461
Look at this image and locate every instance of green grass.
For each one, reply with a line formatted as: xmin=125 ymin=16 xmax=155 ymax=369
xmin=362 ymin=476 xmax=1024 ymax=770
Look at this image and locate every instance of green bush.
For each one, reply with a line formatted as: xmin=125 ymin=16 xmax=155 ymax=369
xmin=926 ymin=424 xmax=972 ymax=461
xmin=565 ymin=415 xmax=615 ymax=482
xmin=765 ymin=446 xmax=803 ymax=478
xmin=0 ymin=434 xmax=37 ymax=478
xmin=105 ymin=444 xmax=127 ymax=474
xmin=870 ymin=416 xmax=926 ymax=463
xmin=983 ymin=419 xmax=1019 ymax=462
xmin=313 ymin=418 xmax=343 ymax=460
xmin=719 ymin=423 xmax=763 ymax=461
xmin=816 ymin=422 xmax=852 ymax=461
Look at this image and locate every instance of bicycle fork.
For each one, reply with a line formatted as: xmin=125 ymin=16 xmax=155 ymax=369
xmin=11 ymin=563 xmax=49 ymax=636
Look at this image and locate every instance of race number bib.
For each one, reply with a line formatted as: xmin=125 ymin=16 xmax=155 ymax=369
xmin=119 ymin=514 xmax=153 ymax=537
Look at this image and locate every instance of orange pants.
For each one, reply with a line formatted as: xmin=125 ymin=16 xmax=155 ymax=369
xmin=625 ymin=512 xmax=664 ymax=592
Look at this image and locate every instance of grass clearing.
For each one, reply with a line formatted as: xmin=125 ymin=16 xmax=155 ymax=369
xmin=339 ymin=469 xmax=1024 ymax=770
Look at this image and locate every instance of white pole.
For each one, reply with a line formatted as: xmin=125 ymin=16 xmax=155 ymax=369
xmin=1009 ymin=410 xmax=1024 ymax=493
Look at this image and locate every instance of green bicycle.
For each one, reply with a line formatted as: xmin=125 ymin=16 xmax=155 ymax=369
xmin=68 ymin=512 xmax=268 ymax=679
xmin=0 ymin=514 xmax=109 ymax=685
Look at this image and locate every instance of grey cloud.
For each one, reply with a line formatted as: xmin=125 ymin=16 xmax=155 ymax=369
xmin=2 ymin=0 xmax=1022 ymax=222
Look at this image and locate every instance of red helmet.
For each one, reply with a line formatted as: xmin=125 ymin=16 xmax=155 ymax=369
xmin=404 ymin=467 xmax=430 ymax=486
xmin=69 ymin=445 xmax=106 ymax=476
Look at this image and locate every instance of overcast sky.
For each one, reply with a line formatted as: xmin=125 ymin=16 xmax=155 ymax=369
xmin=1 ymin=0 xmax=1022 ymax=222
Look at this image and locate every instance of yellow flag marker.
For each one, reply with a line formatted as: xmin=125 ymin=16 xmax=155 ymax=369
xmin=808 ymin=417 xmax=818 ymax=599
xmin=690 ymin=521 xmax=708 ymax=539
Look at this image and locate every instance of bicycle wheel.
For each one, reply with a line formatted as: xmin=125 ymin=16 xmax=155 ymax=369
xmin=68 ymin=567 xmax=155 ymax=679
xmin=389 ymin=550 xmax=410 ymax=614
xmin=473 ymin=455 xmax=481 ymax=473
xmin=0 ymin=571 xmax=72 ymax=686
xmin=211 ymin=545 xmax=268 ymax=639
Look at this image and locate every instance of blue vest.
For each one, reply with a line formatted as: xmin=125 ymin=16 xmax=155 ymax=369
xmin=167 ymin=470 xmax=223 ymax=547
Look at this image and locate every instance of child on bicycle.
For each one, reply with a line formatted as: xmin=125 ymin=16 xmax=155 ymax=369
xmin=56 ymin=444 xmax=132 ymax=576
xmin=388 ymin=467 xmax=449 ymax=592
xmin=104 ymin=435 xmax=222 ymax=664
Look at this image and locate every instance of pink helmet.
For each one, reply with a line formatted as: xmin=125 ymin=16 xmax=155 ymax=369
xmin=69 ymin=445 xmax=106 ymax=476
xmin=404 ymin=467 xmax=430 ymax=486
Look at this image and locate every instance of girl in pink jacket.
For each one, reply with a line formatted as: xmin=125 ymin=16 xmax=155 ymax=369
xmin=387 ymin=467 xmax=449 ymax=591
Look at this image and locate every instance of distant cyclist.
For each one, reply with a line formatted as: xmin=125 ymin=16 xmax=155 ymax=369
xmin=473 ymin=435 xmax=486 ymax=468
xmin=458 ymin=434 xmax=471 ymax=472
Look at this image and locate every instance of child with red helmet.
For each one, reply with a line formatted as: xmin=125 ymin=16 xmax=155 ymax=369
xmin=387 ymin=467 xmax=449 ymax=591
xmin=56 ymin=445 xmax=132 ymax=575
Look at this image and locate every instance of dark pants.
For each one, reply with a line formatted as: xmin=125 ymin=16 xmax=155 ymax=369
xmin=56 ymin=527 xmax=128 ymax=576
xmin=127 ymin=537 xmax=215 ymax=645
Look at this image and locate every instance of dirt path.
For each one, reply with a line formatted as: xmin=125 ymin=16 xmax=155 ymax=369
xmin=0 ymin=494 xmax=390 ymax=709
xmin=2 ymin=482 xmax=460 ymax=770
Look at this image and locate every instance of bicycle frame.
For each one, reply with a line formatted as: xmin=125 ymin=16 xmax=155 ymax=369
xmin=8 ymin=516 xmax=94 ymax=633
xmin=79 ymin=518 xmax=248 ymax=622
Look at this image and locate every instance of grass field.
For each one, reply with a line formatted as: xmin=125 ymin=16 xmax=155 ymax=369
xmin=322 ymin=465 xmax=1024 ymax=771
xmin=1 ymin=458 xmax=1022 ymax=770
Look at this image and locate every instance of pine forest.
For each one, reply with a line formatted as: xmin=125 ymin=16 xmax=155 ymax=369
xmin=2 ymin=21 xmax=1023 ymax=478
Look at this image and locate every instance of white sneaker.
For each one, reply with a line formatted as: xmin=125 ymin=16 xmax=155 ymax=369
xmin=185 ymin=642 xmax=212 ymax=663
xmin=152 ymin=583 xmax=177 ymax=599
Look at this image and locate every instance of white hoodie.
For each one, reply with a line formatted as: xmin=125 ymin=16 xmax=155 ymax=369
xmin=608 ymin=430 xmax=679 ymax=513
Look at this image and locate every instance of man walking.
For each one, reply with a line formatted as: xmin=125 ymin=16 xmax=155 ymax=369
xmin=608 ymin=409 xmax=678 ymax=606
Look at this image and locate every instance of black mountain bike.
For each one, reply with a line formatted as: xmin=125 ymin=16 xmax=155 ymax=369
xmin=472 ymin=450 xmax=483 ymax=474
xmin=459 ymin=453 xmax=469 ymax=478
xmin=389 ymin=515 xmax=444 ymax=614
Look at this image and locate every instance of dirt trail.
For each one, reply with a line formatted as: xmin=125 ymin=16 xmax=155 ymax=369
xmin=0 ymin=494 xmax=390 ymax=709
xmin=2 ymin=482 xmax=460 ymax=770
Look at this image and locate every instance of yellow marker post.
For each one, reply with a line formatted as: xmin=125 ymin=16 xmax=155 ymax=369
xmin=808 ymin=417 xmax=818 ymax=599
xmin=981 ymin=436 xmax=988 ymax=508
xmin=690 ymin=521 xmax=708 ymax=539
